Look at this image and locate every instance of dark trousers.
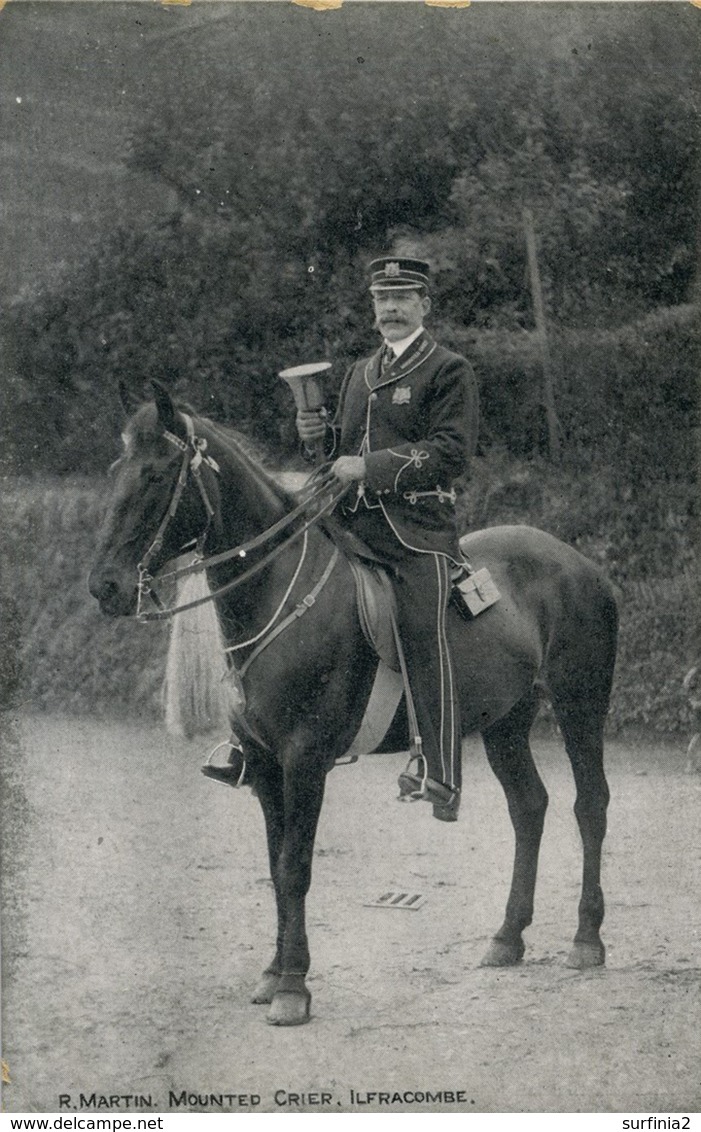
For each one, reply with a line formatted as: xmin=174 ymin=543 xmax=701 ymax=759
xmin=343 ymin=507 xmax=461 ymax=792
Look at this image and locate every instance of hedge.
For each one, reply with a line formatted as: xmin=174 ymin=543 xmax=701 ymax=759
xmin=0 ymin=468 xmax=694 ymax=737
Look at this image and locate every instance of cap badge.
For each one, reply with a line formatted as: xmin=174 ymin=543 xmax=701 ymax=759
xmin=392 ymin=385 xmax=412 ymax=405
xmin=384 ymin=262 xmax=400 ymax=277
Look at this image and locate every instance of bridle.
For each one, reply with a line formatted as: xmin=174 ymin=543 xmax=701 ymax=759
xmin=135 ymin=412 xmax=221 ymax=619
xmin=135 ymin=413 xmax=349 ymax=623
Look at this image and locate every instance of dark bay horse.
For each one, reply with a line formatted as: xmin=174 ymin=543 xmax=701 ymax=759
xmin=89 ymin=386 xmax=618 ymax=1026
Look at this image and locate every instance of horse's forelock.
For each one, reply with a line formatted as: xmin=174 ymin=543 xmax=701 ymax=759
xmin=123 ymin=403 xmax=175 ymax=455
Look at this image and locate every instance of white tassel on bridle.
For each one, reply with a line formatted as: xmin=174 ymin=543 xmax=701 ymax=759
xmin=162 ymin=568 xmax=236 ymax=739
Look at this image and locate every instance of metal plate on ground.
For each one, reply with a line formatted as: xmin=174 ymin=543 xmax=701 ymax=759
xmin=364 ymin=891 xmax=427 ymax=911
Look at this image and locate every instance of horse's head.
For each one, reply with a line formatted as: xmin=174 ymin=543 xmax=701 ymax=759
xmin=89 ymin=382 xmax=222 ymax=617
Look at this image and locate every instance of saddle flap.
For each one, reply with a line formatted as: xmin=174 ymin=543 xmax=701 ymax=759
xmin=347 ymin=558 xmax=400 ymax=673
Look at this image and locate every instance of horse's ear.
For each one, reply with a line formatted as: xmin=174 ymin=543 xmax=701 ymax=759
xmin=118 ymin=380 xmax=141 ymax=418
xmin=151 ymin=380 xmax=179 ymax=436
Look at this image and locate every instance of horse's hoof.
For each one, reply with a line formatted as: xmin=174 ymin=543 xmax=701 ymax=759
xmin=266 ymin=989 xmax=311 ymax=1026
xmin=480 ymin=937 xmax=525 ymax=967
xmin=566 ymin=940 xmax=605 ymax=969
xmin=251 ymin=972 xmax=281 ymax=1004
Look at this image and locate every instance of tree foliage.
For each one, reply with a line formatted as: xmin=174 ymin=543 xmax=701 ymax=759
xmin=2 ymin=3 xmax=698 ymax=482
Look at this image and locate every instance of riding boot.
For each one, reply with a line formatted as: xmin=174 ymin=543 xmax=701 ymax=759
xmin=398 ymin=755 xmax=460 ymax=822
xmin=340 ymin=513 xmax=463 ymax=820
xmin=201 ymin=735 xmax=249 ymax=787
xmin=392 ymin=553 xmax=462 ymax=821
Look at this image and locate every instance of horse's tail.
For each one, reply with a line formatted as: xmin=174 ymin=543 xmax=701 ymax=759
xmin=162 ymin=571 xmax=233 ymax=739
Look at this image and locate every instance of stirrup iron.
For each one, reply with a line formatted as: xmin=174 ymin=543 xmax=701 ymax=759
xmin=397 ymin=753 xmax=429 ymax=802
xmin=202 ymin=737 xmax=247 ymax=788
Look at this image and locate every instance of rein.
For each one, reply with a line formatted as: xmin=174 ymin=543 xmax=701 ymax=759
xmin=135 ymin=415 xmax=350 ymax=623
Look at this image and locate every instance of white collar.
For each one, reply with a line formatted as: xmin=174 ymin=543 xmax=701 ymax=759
xmin=385 ymin=325 xmax=424 ymax=358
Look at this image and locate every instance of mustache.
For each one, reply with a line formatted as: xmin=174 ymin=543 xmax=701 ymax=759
xmin=373 ymin=314 xmax=408 ymax=330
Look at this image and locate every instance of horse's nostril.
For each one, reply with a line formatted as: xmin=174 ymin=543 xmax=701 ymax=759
xmin=88 ymin=570 xmax=118 ymax=603
xmin=89 ymin=566 xmax=137 ymax=617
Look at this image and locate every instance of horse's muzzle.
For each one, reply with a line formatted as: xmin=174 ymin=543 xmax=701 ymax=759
xmin=88 ymin=566 xmax=137 ymax=617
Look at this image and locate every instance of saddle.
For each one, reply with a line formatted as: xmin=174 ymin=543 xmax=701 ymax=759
xmin=348 ymin=558 xmax=401 ymax=673
xmin=326 ymin=522 xmax=500 ymax=671
xmin=324 ymin=521 xmax=401 ymax=671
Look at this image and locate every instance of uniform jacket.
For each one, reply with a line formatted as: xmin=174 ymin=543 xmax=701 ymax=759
xmin=326 ymin=330 xmax=479 ymax=560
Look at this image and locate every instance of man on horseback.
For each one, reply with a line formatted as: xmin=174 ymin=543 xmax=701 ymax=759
xmin=296 ymin=256 xmax=479 ymax=821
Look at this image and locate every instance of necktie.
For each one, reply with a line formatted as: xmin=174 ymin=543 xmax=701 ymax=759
xmin=381 ymin=345 xmax=394 ymax=375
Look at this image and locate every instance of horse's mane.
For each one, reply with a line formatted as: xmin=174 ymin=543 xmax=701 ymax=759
xmin=124 ymin=397 xmax=303 ymax=510
xmin=191 ymin=412 xmax=301 ymax=511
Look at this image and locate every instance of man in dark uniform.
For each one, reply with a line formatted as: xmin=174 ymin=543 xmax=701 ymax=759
xmin=297 ymin=256 xmax=479 ymax=821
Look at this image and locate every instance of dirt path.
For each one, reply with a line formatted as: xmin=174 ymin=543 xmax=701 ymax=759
xmin=2 ymin=715 xmax=699 ymax=1113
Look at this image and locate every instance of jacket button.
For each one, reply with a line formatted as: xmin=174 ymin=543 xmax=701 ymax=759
xmin=369 ymin=392 xmax=378 ymax=402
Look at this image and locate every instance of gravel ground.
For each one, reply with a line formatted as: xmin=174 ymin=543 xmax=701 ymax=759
xmin=1 ymin=714 xmax=699 ymax=1114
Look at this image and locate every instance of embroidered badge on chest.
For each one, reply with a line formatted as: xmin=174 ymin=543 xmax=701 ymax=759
xmin=392 ymin=385 xmax=412 ymax=405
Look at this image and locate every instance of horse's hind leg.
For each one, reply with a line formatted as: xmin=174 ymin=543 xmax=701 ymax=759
xmin=481 ymin=691 xmax=548 ymax=967
xmin=553 ymin=699 xmax=609 ymax=968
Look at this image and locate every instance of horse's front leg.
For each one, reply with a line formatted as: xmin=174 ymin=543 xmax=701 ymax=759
xmin=249 ymin=759 xmax=287 ymax=1007
xmin=260 ymin=748 xmax=327 ymax=1026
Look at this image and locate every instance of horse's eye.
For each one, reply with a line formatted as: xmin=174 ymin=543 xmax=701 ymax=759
xmin=148 ymin=466 xmax=174 ymax=486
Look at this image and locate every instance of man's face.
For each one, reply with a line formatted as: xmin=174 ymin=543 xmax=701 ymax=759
xmin=372 ymin=288 xmax=431 ymax=343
